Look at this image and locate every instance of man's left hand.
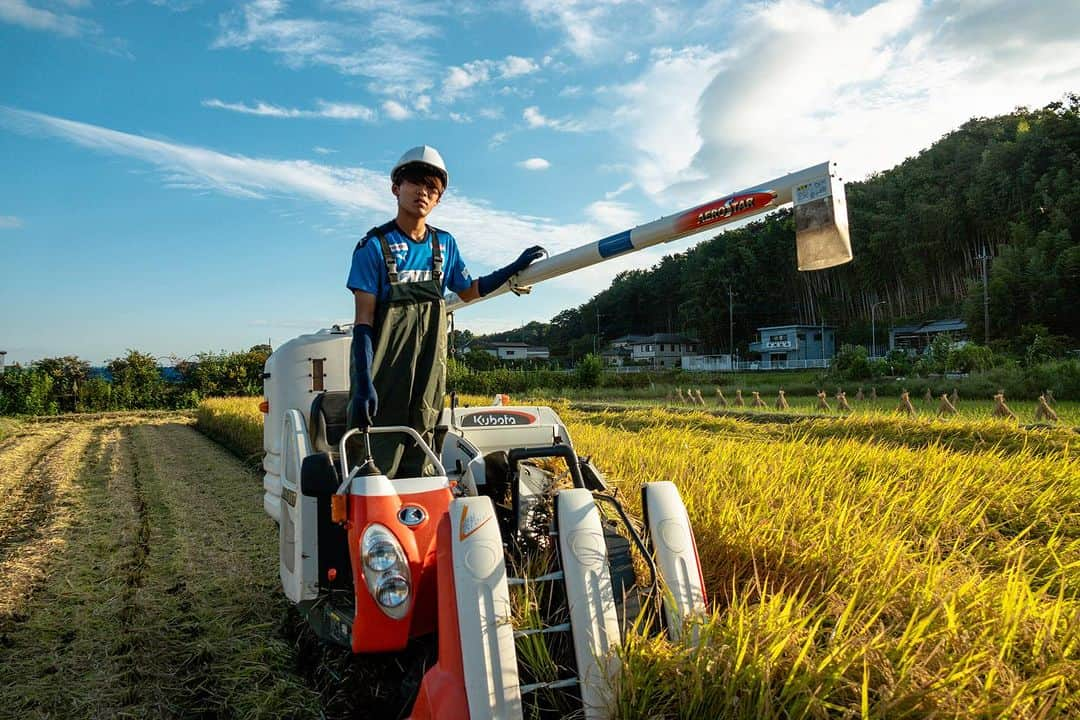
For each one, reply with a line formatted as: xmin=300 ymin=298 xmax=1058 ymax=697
xmin=510 ymin=245 xmax=546 ymax=273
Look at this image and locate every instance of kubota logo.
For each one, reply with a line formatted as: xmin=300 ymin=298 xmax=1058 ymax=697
xmin=398 ymin=506 xmax=426 ymax=526
xmin=458 ymin=504 xmax=492 ymax=542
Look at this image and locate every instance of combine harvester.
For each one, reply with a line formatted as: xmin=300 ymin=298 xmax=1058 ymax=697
xmin=261 ymin=162 xmax=852 ymax=719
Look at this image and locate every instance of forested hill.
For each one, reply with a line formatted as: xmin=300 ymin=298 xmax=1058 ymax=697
xmin=482 ymin=97 xmax=1079 ymax=359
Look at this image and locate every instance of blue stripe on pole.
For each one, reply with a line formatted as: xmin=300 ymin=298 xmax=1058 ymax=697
xmin=597 ymin=230 xmax=633 ymax=258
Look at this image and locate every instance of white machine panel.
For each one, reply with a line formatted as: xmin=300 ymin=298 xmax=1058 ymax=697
xmin=449 ymin=496 xmax=523 ymax=720
xmin=556 ymin=489 xmax=621 ymax=719
xmin=279 ymin=409 xmax=319 ymax=602
xmin=262 ymin=328 xmax=351 ymax=521
xmin=642 ymin=481 xmax=706 ymax=641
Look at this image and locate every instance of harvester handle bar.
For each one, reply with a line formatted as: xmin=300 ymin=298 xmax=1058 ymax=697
xmin=447 ymin=160 xmax=847 ymax=311
xmin=507 ymin=445 xmax=584 ymax=488
xmin=337 ymin=426 xmax=447 ymax=487
xmin=591 ymin=492 xmax=660 ymax=601
xmin=508 ymin=445 xmax=584 ymax=539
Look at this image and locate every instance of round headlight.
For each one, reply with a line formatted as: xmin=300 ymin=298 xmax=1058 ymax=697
xmin=376 ymin=574 xmax=410 ymax=608
xmin=364 ymin=540 xmax=398 ymax=572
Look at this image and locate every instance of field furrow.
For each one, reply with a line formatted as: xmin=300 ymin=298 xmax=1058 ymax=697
xmin=0 ymin=422 xmax=97 ymax=618
xmin=0 ymin=415 xmax=320 ymax=720
xmin=120 ymin=420 xmax=319 ymax=718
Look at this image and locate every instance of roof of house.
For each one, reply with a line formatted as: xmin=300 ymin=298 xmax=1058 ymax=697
xmin=891 ymin=319 xmax=967 ymax=335
xmin=630 ymin=333 xmax=698 ymax=344
xmin=757 ymin=324 xmax=837 ymax=331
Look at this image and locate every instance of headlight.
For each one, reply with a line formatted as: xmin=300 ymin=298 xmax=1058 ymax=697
xmin=360 ymin=524 xmax=412 ymax=619
xmin=364 ymin=540 xmax=398 ymax=572
xmin=376 ymin=574 xmax=410 ymax=608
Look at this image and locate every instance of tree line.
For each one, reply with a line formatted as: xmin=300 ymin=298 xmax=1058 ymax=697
xmin=0 ymin=346 xmax=271 ymax=415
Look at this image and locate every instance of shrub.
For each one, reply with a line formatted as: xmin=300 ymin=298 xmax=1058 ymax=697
xmin=832 ymin=345 xmax=872 ymax=380
xmin=0 ymin=367 xmax=56 ymax=415
xmin=946 ymin=343 xmax=995 ymax=373
xmin=575 ymin=354 xmax=604 ymax=388
xmin=77 ymin=376 xmax=113 ymax=412
xmin=108 ymin=350 xmax=168 ymax=410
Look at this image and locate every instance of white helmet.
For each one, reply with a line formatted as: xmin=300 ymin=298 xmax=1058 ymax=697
xmin=391 ymin=145 xmax=449 ymax=190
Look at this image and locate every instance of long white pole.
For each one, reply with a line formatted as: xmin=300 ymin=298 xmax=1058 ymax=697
xmin=448 ymin=161 xmax=847 ymax=312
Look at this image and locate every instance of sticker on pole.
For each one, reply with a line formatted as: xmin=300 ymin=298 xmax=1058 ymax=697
xmin=794 ymin=178 xmax=831 ymax=206
xmin=676 ymin=191 xmax=777 ymax=233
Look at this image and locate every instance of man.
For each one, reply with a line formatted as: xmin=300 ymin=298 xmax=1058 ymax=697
xmin=346 ymin=145 xmax=543 ymax=477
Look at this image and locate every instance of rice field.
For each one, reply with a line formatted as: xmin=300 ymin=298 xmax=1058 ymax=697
xmin=2 ymin=396 xmax=1077 ymax=718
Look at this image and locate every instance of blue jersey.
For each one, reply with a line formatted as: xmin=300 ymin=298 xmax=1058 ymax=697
xmin=346 ymin=223 xmax=473 ymax=302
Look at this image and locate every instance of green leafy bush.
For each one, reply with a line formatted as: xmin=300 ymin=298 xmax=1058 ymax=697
xmin=0 ymin=367 xmax=56 ymax=415
xmin=575 ymin=354 xmax=604 ymax=388
xmin=832 ymin=345 xmax=872 ymax=380
xmin=946 ymin=343 xmax=995 ymax=373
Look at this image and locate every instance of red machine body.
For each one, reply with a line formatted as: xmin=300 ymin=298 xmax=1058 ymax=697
xmin=346 ymin=476 xmax=454 ymax=653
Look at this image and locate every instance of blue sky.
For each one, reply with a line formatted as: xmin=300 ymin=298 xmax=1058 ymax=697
xmin=2 ymin=0 xmax=1078 ymax=365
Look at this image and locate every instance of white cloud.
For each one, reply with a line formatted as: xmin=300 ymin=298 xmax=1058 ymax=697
xmin=501 ymin=55 xmax=540 ymax=78
xmin=623 ymin=51 xmax=639 ymax=64
xmin=442 ymin=55 xmax=541 ymax=99
xmin=381 ymin=100 xmax=411 ymax=120
xmin=0 ymin=215 xmax=23 ymax=229
xmin=522 ymin=106 xmax=546 ymax=128
xmin=522 ymin=0 xmax=686 ymax=59
xmin=449 ymin=112 xmax=472 ymax=123
xmin=585 ymin=200 xmax=640 ymax=230
xmin=313 ymin=146 xmax=336 ymax=154
xmin=0 ymin=0 xmax=97 ymax=36
xmin=604 ymin=182 xmax=633 ymax=200
xmin=610 ymin=0 xmax=1080 ymax=205
xmin=522 ymin=105 xmax=586 ymax=132
xmin=203 ymin=98 xmax=377 ymax=121
xmin=608 ymin=45 xmax=726 ymax=198
xmin=0 ymin=106 xmax=641 ymax=273
xmin=517 ymin=157 xmax=551 ymax=171
xmin=477 ymin=107 xmax=503 ymax=120
xmin=212 ymin=1 xmax=438 ymax=97
xmin=0 ymin=106 xmax=391 ymax=209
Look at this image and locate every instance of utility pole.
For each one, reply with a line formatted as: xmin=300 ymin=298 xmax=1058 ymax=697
xmin=728 ymin=286 xmax=734 ymax=372
xmin=870 ymin=300 xmax=885 ymax=358
xmin=0 ymin=350 xmax=6 ymax=375
xmin=976 ymin=247 xmax=991 ymax=343
xmin=594 ymin=310 xmax=605 ymax=356
xmin=820 ymin=311 xmax=826 ymax=367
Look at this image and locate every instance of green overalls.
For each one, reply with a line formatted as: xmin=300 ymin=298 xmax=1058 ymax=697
xmin=350 ymin=226 xmax=448 ymax=479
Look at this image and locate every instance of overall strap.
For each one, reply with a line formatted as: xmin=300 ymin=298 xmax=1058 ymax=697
xmin=368 ymin=226 xmax=398 ymax=284
xmin=429 ymin=227 xmax=443 ymax=283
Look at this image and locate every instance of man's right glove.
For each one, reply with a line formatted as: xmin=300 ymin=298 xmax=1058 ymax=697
xmin=348 ymin=324 xmax=378 ymax=428
xmin=477 ymin=245 xmax=546 ymax=297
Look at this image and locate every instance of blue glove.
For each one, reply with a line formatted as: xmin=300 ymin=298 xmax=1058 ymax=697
xmin=477 ymin=245 xmax=545 ymax=297
xmin=348 ymin=324 xmax=377 ymax=428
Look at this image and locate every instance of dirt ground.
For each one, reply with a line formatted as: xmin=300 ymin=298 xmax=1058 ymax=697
xmin=0 ymin=414 xmax=402 ymax=720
